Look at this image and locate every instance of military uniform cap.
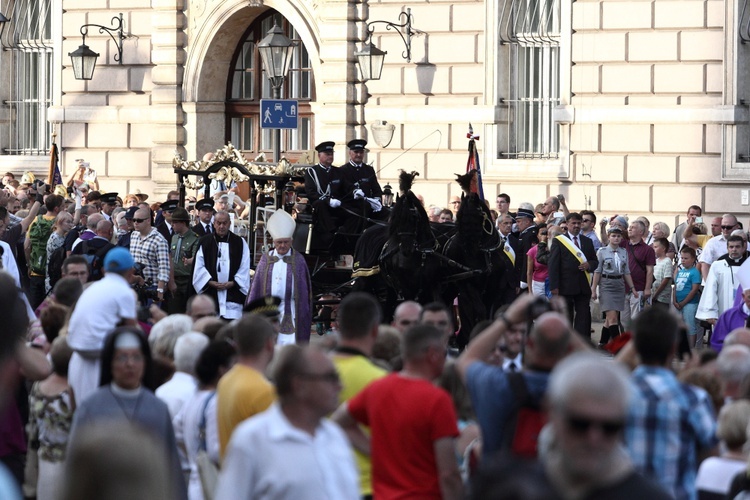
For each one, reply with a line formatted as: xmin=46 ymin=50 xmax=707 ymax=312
xmin=171 ymin=207 xmax=190 ymax=223
xmin=516 ymin=208 xmax=535 ymax=219
xmin=161 ymin=199 xmax=179 ymax=211
xmin=347 ymin=139 xmax=367 ymax=151
xmin=243 ymin=295 xmax=281 ymax=318
xmin=315 ymin=141 xmax=335 ymax=153
xmin=196 ymin=198 xmax=215 ymax=212
xmin=124 ymin=206 xmax=139 ymax=220
xmin=101 ymin=192 xmax=119 ymax=204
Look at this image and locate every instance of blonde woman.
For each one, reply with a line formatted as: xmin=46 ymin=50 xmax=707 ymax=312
xmin=45 ymin=211 xmax=74 ymax=293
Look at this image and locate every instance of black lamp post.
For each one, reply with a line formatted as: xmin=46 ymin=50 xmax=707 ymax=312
xmin=69 ymin=13 xmax=126 ymax=81
xmin=258 ymin=24 xmax=296 ymax=163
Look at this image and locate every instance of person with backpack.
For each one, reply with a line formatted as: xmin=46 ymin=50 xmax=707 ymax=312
xmin=25 ymin=194 xmax=65 ymax=309
xmin=70 ymin=219 xmax=115 ymax=282
xmin=457 ymin=294 xmax=582 ymax=460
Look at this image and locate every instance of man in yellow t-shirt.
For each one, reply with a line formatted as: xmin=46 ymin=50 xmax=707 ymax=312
xmin=332 ymin=292 xmax=387 ymax=498
xmin=217 ymin=313 xmax=277 ymax=458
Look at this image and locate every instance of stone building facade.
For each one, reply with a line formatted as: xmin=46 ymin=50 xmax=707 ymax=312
xmin=0 ymin=0 xmax=747 ymax=230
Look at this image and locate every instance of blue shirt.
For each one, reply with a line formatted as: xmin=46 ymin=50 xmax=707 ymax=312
xmin=675 ymin=266 xmax=701 ymax=304
xmin=625 ymin=365 xmax=717 ymax=500
xmin=466 ymin=362 xmax=549 ymax=458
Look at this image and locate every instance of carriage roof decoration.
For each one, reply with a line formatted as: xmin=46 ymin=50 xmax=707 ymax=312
xmin=172 ymin=142 xmax=308 ymax=191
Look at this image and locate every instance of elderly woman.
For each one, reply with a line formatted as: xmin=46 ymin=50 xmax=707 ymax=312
xmin=69 ymin=327 xmax=187 ymax=500
xmin=698 ymin=400 xmax=750 ymax=499
xmin=652 ymin=222 xmax=677 ymax=262
xmin=173 ymin=340 xmax=236 ymax=500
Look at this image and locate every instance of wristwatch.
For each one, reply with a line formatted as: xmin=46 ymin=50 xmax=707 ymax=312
xmin=157 ymin=288 xmax=164 ymax=294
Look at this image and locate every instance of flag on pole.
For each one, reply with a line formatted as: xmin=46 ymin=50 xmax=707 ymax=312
xmin=47 ymin=141 xmax=63 ymax=187
xmin=465 ymin=123 xmax=484 ymax=201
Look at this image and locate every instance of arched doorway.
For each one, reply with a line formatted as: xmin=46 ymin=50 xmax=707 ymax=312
xmin=225 ymin=10 xmax=314 ymax=162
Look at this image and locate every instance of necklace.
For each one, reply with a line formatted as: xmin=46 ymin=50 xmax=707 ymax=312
xmin=109 ymin=386 xmax=143 ymax=422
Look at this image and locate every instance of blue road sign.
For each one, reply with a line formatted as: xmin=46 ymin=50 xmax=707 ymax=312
xmin=260 ymin=99 xmax=299 ymax=130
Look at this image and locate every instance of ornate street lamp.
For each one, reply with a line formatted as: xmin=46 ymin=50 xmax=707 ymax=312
xmin=257 ymin=24 xmax=296 ymax=162
xmin=355 ymin=8 xmax=419 ymax=82
xmin=69 ymin=13 xmax=126 ymax=81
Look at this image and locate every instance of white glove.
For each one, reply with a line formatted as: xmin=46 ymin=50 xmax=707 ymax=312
xmin=353 ymin=189 xmax=365 ymax=200
xmin=366 ymin=197 xmax=382 ymax=212
xmin=329 ymin=198 xmax=341 ymax=208
xmin=75 ymin=192 xmax=82 ymax=210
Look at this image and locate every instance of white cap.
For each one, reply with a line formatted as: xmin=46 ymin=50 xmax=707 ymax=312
xmin=267 ymin=209 xmax=296 ymax=240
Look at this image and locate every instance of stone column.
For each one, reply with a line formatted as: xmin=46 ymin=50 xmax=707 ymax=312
xmin=151 ymin=0 xmax=187 ymax=197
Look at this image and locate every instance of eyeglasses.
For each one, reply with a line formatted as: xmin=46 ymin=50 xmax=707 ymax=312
xmin=721 ymin=225 xmax=736 ymax=230
xmin=113 ymin=353 xmax=144 ymax=364
xmin=540 ymin=232 xmax=548 ymax=236
xmin=133 ymin=218 xmax=147 ymax=223
xmin=301 ymin=371 xmax=340 ymax=384
xmin=565 ymin=414 xmax=624 ymax=437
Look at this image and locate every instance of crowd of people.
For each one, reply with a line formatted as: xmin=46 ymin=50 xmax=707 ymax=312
xmin=3 ymin=153 xmax=750 ymax=500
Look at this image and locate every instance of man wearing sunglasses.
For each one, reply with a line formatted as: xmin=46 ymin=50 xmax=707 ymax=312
xmin=535 ymin=353 xmax=670 ymax=498
xmin=129 ymin=207 xmax=170 ymax=303
xmin=698 ymin=213 xmax=746 ymax=280
xmin=624 ymin=307 xmax=717 ymax=499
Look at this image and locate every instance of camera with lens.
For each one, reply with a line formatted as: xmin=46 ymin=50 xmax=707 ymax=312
xmin=527 ymin=297 xmax=553 ymax=321
xmin=132 ymin=262 xmax=159 ymax=303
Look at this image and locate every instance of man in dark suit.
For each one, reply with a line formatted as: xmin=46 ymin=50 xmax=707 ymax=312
xmin=497 ymin=213 xmax=520 ymax=305
xmin=304 ymin=141 xmax=343 ymax=249
xmin=155 ymin=199 xmax=178 ymax=242
xmin=548 ymin=212 xmax=598 ymax=339
xmin=192 ymin=198 xmax=215 ymax=237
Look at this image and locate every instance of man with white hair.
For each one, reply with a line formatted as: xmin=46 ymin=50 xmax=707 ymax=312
xmin=537 ymin=353 xmax=670 ymax=498
xmin=248 ymin=209 xmax=312 ymax=345
xmin=193 ymin=210 xmax=250 ymax=320
xmin=156 ymin=332 xmax=210 ymax=418
xmin=716 ymin=344 xmax=750 ymax=401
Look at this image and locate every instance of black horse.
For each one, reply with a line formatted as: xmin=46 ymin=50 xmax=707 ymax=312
xmin=350 ymin=171 xmax=445 ymax=320
xmin=379 ymin=171 xmax=445 ymax=305
xmin=442 ymin=170 xmax=510 ymax=350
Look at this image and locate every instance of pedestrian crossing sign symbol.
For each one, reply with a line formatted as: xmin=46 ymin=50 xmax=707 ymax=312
xmin=260 ymin=99 xmax=298 ymax=130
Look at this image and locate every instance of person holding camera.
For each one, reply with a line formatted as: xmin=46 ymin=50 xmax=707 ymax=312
xmin=129 ymin=207 xmax=170 ymax=304
xmin=456 ymin=294 xmax=581 ymax=459
xmin=167 ymin=208 xmax=199 ymax=314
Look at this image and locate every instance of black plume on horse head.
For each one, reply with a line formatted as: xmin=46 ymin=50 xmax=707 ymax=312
xmin=398 ymin=170 xmax=420 ymax=195
xmin=388 ymin=170 xmax=429 ymax=241
xmin=455 ymin=170 xmax=477 ymax=195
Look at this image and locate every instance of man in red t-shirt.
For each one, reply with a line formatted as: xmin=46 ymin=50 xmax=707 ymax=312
xmin=333 ymin=324 xmax=463 ymax=499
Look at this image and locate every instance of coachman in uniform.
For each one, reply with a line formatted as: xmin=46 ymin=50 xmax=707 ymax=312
xmin=340 ymin=139 xmax=387 ymax=233
xmin=304 ymin=141 xmax=343 ymax=249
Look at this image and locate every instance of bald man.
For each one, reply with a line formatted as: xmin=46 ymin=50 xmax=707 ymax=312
xmin=457 ymin=294 xmax=576 ymax=458
xmin=71 ymin=219 xmax=116 ymax=281
xmin=129 ymin=207 xmax=170 ymax=303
